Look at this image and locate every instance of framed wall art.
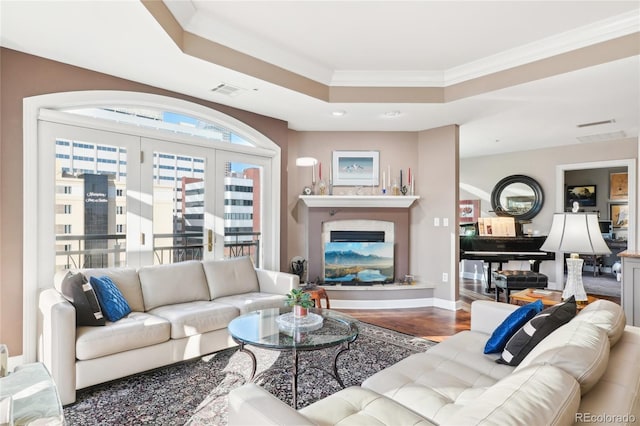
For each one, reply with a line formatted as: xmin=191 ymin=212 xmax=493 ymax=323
xmin=459 ymin=199 xmax=480 ymax=223
xmin=610 ymin=172 xmax=628 ymax=201
xmin=332 ymin=150 xmax=379 ymax=186
xmin=610 ymin=203 xmax=629 ymax=229
xmin=566 ymin=185 xmax=596 ymax=208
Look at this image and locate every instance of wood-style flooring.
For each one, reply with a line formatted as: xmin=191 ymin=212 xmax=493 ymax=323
xmin=336 ymin=277 xmax=621 ymax=343
xmin=337 ymin=307 xmax=471 ymax=343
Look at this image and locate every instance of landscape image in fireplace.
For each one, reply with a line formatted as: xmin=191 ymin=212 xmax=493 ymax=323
xmin=323 ymin=242 xmax=394 ymax=284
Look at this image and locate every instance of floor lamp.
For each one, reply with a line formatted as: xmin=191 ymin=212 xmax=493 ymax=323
xmin=540 ymin=213 xmax=611 ymax=302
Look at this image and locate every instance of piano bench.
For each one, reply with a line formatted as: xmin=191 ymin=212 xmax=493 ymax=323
xmin=493 ymin=270 xmax=548 ymax=303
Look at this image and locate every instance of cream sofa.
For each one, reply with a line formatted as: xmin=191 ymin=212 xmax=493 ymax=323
xmin=37 ymin=256 xmax=299 ymax=406
xmin=229 ymin=299 xmax=640 ymax=426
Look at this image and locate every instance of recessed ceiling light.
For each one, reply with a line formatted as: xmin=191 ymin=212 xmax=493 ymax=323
xmin=332 ymin=110 xmax=346 ymax=117
xmin=383 ymin=111 xmax=402 ymax=118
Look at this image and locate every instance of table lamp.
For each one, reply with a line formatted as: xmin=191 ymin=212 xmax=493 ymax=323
xmin=540 ymin=213 xmax=611 ymax=302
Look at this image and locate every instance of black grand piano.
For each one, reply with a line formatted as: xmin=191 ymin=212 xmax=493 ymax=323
xmin=460 ymin=235 xmax=555 ymax=290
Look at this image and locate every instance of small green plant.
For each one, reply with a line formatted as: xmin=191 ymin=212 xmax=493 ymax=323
xmin=285 ymin=288 xmax=314 ymax=308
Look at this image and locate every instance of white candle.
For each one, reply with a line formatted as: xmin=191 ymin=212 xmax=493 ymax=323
xmin=329 ymin=162 xmax=333 ymax=183
xmin=312 ymin=163 xmax=316 ymax=184
xmin=382 ymin=171 xmax=386 ymax=190
xmin=387 ymin=165 xmax=391 ymax=188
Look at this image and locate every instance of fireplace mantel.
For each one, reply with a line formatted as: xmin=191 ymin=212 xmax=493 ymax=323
xmin=299 ymin=195 xmax=419 ymax=208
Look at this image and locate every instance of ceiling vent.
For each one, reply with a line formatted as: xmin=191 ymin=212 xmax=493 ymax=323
xmin=577 ymin=131 xmax=627 ymax=143
xmin=211 ymin=83 xmax=246 ymax=97
xmin=576 ymin=119 xmax=616 ymax=128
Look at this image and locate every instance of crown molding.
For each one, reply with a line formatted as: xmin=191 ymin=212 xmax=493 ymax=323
xmin=167 ymin=4 xmax=639 ymax=88
xmin=445 ymin=10 xmax=640 ymax=85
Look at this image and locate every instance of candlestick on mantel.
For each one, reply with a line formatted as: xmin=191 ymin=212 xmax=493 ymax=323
xmin=312 ymin=163 xmax=316 ymax=185
xmin=387 ymin=165 xmax=391 ymax=188
xmin=319 ymin=162 xmax=322 ymax=180
xmin=400 ymin=169 xmax=403 ymax=188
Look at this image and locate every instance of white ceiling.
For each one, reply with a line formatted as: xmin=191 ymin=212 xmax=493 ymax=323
xmin=1 ymin=1 xmax=638 ymax=158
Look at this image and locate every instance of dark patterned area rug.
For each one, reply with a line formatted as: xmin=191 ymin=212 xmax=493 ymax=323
xmin=64 ymin=322 xmax=436 ymax=425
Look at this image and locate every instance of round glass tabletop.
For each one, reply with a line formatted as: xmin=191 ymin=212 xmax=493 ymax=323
xmin=227 ymin=307 xmax=359 ymax=350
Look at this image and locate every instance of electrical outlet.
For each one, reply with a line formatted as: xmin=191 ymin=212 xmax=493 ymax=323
xmin=442 ymin=272 xmax=448 ymax=282
xmin=434 ymin=217 xmax=440 ymax=227
xmin=443 ymin=218 xmax=449 ymax=227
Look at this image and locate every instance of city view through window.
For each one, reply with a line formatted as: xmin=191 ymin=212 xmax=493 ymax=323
xmin=54 ymin=108 xmax=262 ymax=271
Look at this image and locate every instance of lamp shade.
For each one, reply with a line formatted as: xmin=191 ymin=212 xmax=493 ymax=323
xmin=540 ymin=213 xmax=611 ymax=255
xmin=295 ymin=157 xmax=318 ymax=167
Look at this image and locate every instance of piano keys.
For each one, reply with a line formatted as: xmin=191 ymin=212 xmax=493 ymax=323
xmin=460 ymin=235 xmax=555 ymax=290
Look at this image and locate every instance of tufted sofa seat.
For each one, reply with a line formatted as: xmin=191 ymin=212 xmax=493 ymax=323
xmin=37 ymin=256 xmax=299 ymax=405
xmin=229 ymin=299 xmax=640 ymax=426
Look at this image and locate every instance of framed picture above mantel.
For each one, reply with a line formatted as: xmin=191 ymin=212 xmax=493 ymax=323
xmin=332 ymin=150 xmax=379 ymax=186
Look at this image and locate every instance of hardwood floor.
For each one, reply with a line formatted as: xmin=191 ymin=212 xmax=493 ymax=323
xmin=337 ymin=307 xmax=471 ymax=343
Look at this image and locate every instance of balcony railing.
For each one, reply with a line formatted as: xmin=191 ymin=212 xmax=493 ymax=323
xmin=55 ymin=231 xmax=261 ymax=269
xmin=224 ymin=232 xmax=261 ymax=268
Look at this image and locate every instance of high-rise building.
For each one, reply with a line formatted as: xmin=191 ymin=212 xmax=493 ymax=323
xmin=54 ymin=140 xmax=261 ymax=270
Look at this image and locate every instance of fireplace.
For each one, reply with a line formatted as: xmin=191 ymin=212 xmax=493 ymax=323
xmin=321 ymin=221 xmax=394 ymax=285
xmin=302 ymin=205 xmax=410 ymax=285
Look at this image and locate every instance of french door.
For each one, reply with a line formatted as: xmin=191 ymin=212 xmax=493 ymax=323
xmin=39 ymin=121 xmax=219 ymax=272
xmin=141 ymin=137 xmax=216 ymax=265
xmin=215 ymin=150 xmax=270 ymax=267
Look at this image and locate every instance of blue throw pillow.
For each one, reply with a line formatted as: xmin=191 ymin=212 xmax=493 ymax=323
xmin=90 ymin=276 xmax=132 ymax=322
xmin=484 ymin=300 xmax=543 ymax=354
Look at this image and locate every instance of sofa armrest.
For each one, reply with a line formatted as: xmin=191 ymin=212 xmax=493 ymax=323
xmin=470 ymin=300 xmax=519 ymax=335
xmin=37 ymin=288 xmax=77 ymax=405
xmin=228 ymin=383 xmax=315 ymax=426
xmin=255 ymin=269 xmax=299 ymax=295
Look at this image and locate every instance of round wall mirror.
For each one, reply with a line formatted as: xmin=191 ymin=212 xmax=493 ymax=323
xmin=490 ymin=175 xmax=544 ymax=221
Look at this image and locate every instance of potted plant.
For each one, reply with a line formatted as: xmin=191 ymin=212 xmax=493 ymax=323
xmin=285 ymin=288 xmax=314 ymax=317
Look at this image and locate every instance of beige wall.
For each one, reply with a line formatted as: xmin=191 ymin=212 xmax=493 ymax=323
xmin=416 ymin=125 xmax=460 ymax=302
xmin=0 ymin=48 xmax=290 ymax=356
xmin=287 ymin=127 xmax=461 ymax=305
xmin=287 ymin=130 xmax=420 ymax=265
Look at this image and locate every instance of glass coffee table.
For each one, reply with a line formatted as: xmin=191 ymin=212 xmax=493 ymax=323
xmin=227 ymin=307 xmax=359 ymax=408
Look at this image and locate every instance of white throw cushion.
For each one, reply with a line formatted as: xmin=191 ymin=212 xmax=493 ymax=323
xmin=515 ymin=320 xmax=609 ymax=394
xmin=148 ymin=301 xmax=239 ymax=339
xmin=202 ymin=257 xmax=259 ymax=299
xmin=577 ymin=326 xmax=640 ymax=422
xmin=76 ymin=312 xmax=170 ymax=360
xmin=138 ymin=261 xmax=210 ymax=311
xmin=444 ymin=364 xmax=581 ymax=426
xmin=574 ymin=299 xmax=626 ymax=347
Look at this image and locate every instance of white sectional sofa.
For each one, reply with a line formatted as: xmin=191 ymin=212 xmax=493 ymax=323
xmin=229 ymin=299 xmax=640 ymax=426
xmin=37 ymin=256 xmax=299 ymax=405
